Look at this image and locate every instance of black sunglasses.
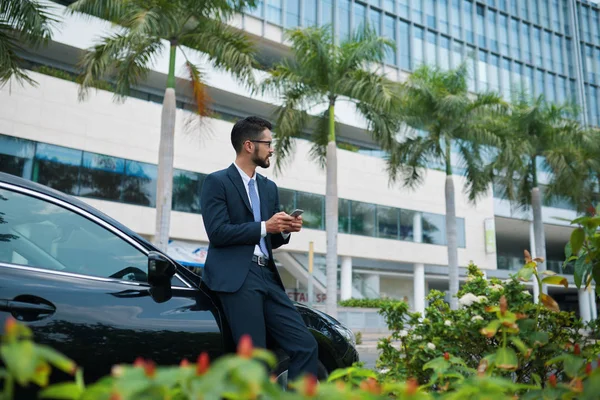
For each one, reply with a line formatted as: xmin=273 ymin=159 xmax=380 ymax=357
xmin=249 ymin=140 xmax=273 ymax=147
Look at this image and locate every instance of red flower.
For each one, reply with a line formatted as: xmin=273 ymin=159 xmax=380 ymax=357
xmin=406 ymin=377 xmax=418 ymax=395
xmin=143 ymin=360 xmax=156 ymax=378
xmin=499 ymin=295 xmax=508 ymax=316
xmin=237 ymin=335 xmax=253 ymax=358
xmin=133 ymin=357 xmax=145 ymax=368
xmin=4 ymin=317 xmax=17 ymax=336
xmin=586 ymin=362 xmax=593 ymax=376
xmin=360 ymin=377 xmax=381 ymax=395
xmin=549 ymin=374 xmax=557 ymax=388
xmin=303 ymin=374 xmax=318 ymax=397
xmin=444 ymin=352 xmax=450 ymax=361
xmin=196 ymin=352 xmax=210 ymax=376
xmin=180 ymin=358 xmax=190 ymax=367
xmin=574 ymin=343 xmax=581 ymax=355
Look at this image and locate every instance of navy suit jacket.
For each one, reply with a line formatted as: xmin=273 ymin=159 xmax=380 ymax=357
xmin=200 ymin=164 xmax=290 ymax=293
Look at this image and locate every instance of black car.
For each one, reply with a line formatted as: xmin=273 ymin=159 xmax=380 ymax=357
xmin=0 ymin=172 xmax=358 ymax=387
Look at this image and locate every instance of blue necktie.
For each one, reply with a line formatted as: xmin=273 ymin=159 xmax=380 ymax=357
xmin=248 ymin=179 xmax=269 ymax=257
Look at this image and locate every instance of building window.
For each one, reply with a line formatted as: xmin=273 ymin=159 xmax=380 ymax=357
xmin=172 ymin=169 xmax=204 ymax=214
xmin=488 ymin=10 xmax=498 ymax=53
xmin=383 ymin=0 xmax=395 ymax=13
xmin=413 ymin=0 xmax=424 ymax=24
xmin=440 ymin=35 xmax=450 ymax=70
xmin=78 ymin=152 xmax=124 ymax=202
xmin=476 ymin=4 xmax=485 ymax=48
xmin=499 ymin=14 xmax=508 ymax=55
xmin=439 ymin=0 xmax=449 ymax=34
xmin=33 ymin=143 xmax=81 ymax=196
xmin=249 ymin=0 xmax=264 ymax=17
xmin=426 ymin=31 xmax=437 ymax=65
xmin=451 ymin=39 xmax=462 ymax=69
xmin=533 ymin=27 xmax=542 ymax=67
xmin=338 ymin=198 xmax=351 ymax=234
xmin=501 ymin=58 xmax=511 ymax=100
xmin=0 ymin=135 xmax=35 ymax=179
xmin=279 ymin=188 xmax=295 ymax=214
xmin=478 ymin=50 xmax=488 ymax=91
xmin=457 ymin=217 xmax=466 ymax=248
xmin=489 ymin=54 xmax=500 ymax=93
xmin=339 ymin=0 xmax=351 ymax=40
xmin=285 ymin=0 xmax=300 ymax=27
xmin=121 ymin=160 xmax=157 ymax=207
xmin=266 ymin=0 xmax=282 ymax=25
xmin=451 ymin=0 xmax=460 ymax=39
xmin=296 ymin=191 xmax=323 ymax=230
xmin=413 ymin=26 xmax=424 ymax=68
xmin=400 ymin=209 xmax=415 ymax=241
xmin=369 ymin=8 xmax=381 ymax=35
xmin=321 ymin=0 xmax=333 ymax=27
xmin=464 ymin=0 xmax=474 ymax=44
xmin=400 ymin=21 xmax=410 ymax=70
xmin=353 ymin=2 xmax=367 ymax=32
xmin=399 ymin=0 xmax=409 ymax=18
xmin=384 ymin=14 xmax=396 ymax=65
xmin=350 ymin=201 xmax=376 ymax=237
xmin=425 ymin=0 xmax=436 ymax=29
xmin=421 ymin=212 xmax=445 ymax=245
xmin=376 ymin=205 xmax=399 ymax=239
xmin=303 ymin=0 xmax=317 ymax=27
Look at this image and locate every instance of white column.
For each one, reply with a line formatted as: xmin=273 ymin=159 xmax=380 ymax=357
xmin=413 ymin=212 xmax=423 ymax=243
xmin=529 ymin=222 xmax=539 ymax=304
xmin=340 ymin=256 xmax=353 ymax=301
xmin=590 ymin=290 xmax=597 ymax=320
xmin=579 ymin=289 xmax=592 ymax=323
xmin=414 ymin=263 xmax=426 ymax=315
xmin=364 ymin=274 xmax=380 ymax=297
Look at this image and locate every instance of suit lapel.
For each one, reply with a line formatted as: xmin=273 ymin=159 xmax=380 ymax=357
xmin=226 ymin=164 xmax=252 ymax=214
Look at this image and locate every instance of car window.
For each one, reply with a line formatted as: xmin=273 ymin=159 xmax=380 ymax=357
xmin=0 ymin=188 xmax=148 ymax=283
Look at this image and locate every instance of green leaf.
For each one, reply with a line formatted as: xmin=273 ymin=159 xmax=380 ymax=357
xmin=541 ymin=275 xmax=568 ymax=288
xmin=540 ymin=293 xmax=560 ymax=312
xmin=0 ymin=341 xmax=37 ymax=386
xmin=570 ymin=227 xmax=585 ymax=255
xmin=423 ymin=357 xmax=449 ymax=374
xmin=517 ymin=266 xmax=535 ymax=282
xmin=509 ymin=337 xmax=529 ymax=355
xmin=36 ymin=345 xmax=76 ymax=375
xmin=39 ymin=382 xmax=83 ymax=399
xmin=563 ymin=355 xmax=585 ymax=378
xmin=494 ymin=347 xmax=519 ymax=371
xmin=565 ymin=241 xmax=572 ymax=259
xmin=480 ymin=320 xmax=501 ymax=338
xmin=530 ymin=331 xmax=549 ymax=347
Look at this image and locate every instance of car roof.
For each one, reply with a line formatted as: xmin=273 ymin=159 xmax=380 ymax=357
xmin=0 ymin=172 xmax=157 ymax=252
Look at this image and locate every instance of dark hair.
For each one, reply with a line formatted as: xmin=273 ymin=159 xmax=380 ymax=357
xmin=231 ymin=116 xmax=272 ymax=154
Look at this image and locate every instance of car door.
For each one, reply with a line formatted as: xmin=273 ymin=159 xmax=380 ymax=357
xmin=0 ymin=184 xmax=224 ymax=382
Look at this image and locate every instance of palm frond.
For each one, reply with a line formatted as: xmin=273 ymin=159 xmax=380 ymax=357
xmin=77 ymin=32 xmax=163 ymax=101
xmin=307 ymin=109 xmax=333 ymax=169
xmin=183 ymin=59 xmax=211 ymax=116
xmin=180 ymin=18 xmax=257 ymax=88
xmin=338 ymin=25 xmax=392 ymax=72
xmin=457 ymin=141 xmax=493 ymax=202
xmin=68 ymin=0 xmax=131 ymax=22
xmin=285 ymin=26 xmax=333 ymax=89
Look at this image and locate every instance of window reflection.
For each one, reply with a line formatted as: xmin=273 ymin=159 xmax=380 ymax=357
xmin=350 ymin=201 xmax=375 ymax=237
xmin=296 ymin=192 xmax=323 ymax=229
xmin=79 ymin=152 xmax=124 ymax=201
xmin=338 ymin=198 xmax=350 ymax=234
xmin=285 ymin=0 xmax=299 ymax=27
xmin=122 ymin=160 xmax=157 ymax=207
xmin=0 ymin=135 xmax=35 ymax=179
xmin=422 ymin=212 xmax=445 ymax=245
xmin=172 ymin=169 xmax=204 ymax=213
xmin=278 ymin=188 xmax=295 ymax=214
xmin=33 ymin=143 xmax=81 ymax=195
xmin=377 ymin=206 xmax=398 ymax=239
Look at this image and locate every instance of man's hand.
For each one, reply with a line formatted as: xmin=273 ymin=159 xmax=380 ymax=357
xmin=266 ymin=212 xmax=294 ymax=234
xmin=286 ymin=215 xmax=303 ymax=233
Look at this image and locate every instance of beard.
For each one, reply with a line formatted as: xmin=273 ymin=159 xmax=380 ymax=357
xmin=252 ymin=149 xmax=270 ymax=169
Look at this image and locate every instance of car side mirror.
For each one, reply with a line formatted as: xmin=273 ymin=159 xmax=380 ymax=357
xmin=147 ymin=251 xmax=176 ymax=303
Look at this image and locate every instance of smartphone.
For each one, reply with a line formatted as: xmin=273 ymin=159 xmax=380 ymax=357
xmin=290 ymin=209 xmax=304 ymax=217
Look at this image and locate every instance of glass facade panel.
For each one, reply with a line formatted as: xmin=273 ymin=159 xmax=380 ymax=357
xmin=478 ymin=50 xmax=488 ymax=91
xmin=33 ymin=143 xmax=81 ymax=195
xmin=296 ymin=191 xmax=323 ymax=229
xmin=440 ymin=35 xmax=450 ymax=70
xmin=426 ymin=0 xmax=436 ymax=29
xmin=520 ymin=0 xmax=528 ymax=20
xmin=0 ymin=135 xmax=35 ymax=179
xmin=122 ymin=160 xmax=157 ymax=207
xmin=413 ymin=26 xmax=424 ymax=67
xmin=321 ymin=0 xmax=333 ymax=26
xmin=278 ymin=188 xmax=295 ymax=214
xmin=510 ymin=18 xmax=520 ymax=60
xmin=266 ymin=0 xmax=282 ymax=24
xmin=457 ymin=217 xmax=466 ymax=248
xmin=501 ymin=58 xmax=511 ymax=99
xmin=540 ymin=0 xmax=550 ymax=28
xmin=522 ymin=23 xmax=531 ymax=63
xmin=377 ymin=205 xmax=399 ymax=239
xmin=464 ymin=0 xmax=474 ymax=44
xmin=488 ymin=10 xmax=498 ymax=52
xmin=439 ymin=0 xmax=449 ymax=34
xmin=551 ymin=0 xmax=560 ymax=29
xmin=400 ymin=21 xmax=411 ymax=70
xmin=350 ymin=201 xmax=376 ymax=236
xmin=398 ymin=0 xmax=409 ymax=18
xmin=338 ymin=198 xmax=350 ymax=234
xmin=499 ymin=14 xmax=509 ymax=55
xmin=79 ymin=152 xmax=124 ymax=202
xmin=353 ymin=2 xmax=367 ymax=32
xmin=554 ymin=34 xmax=564 ymax=75
xmin=476 ymin=4 xmax=485 ymax=48
xmin=413 ymin=0 xmax=424 ymax=24
xmin=369 ymin=8 xmax=381 ymax=35
xmin=383 ymin=0 xmax=395 ymax=13
xmin=339 ymin=0 xmax=351 ymax=40
xmin=451 ymin=0 xmax=460 ymax=38
xmin=594 ymin=9 xmax=600 ymax=45
xmin=581 ymin=5 xmax=591 ymax=43
xmin=249 ymin=0 xmax=264 ymax=17
xmin=400 ymin=209 xmax=415 ymax=241
xmin=384 ymin=14 xmax=396 ymax=65
xmin=426 ymin=31 xmax=437 ymax=65
xmin=451 ymin=40 xmax=462 ymax=68
xmin=285 ymin=0 xmax=300 ymax=27
xmin=489 ymin=54 xmax=500 ymax=93
xmin=303 ymin=0 xmax=317 ymax=27
xmin=543 ymin=30 xmax=552 ymax=71
xmin=533 ymin=27 xmax=542 ymax=67
xmin=467 ymin=45 xmax=476 ymax=91
xmin=422 ymin=212 xmax=445 ymax=245
xmin=172 ymin=169 xmax=204 ymax=214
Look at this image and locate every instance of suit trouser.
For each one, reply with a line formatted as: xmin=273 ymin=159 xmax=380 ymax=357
xmin=216 ymin=262 xmax=319 ymax=380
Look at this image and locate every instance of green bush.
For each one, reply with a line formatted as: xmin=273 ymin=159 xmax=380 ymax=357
xmin=32 ymin=65 xmax=116 ymax=93
xmin=338 ymin=298 xmax=405 ymax=308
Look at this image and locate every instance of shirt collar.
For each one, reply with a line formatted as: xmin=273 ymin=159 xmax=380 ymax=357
xmin=233 ymin=161 xmax=255 ymax=187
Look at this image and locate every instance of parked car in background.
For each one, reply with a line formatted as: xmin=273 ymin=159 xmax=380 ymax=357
xmin=0 ymin=172 xmax=358 ymax=388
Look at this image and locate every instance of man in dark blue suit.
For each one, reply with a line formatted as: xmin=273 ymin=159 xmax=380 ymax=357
xmin=200 ymin=116 xmax=319 ymax=380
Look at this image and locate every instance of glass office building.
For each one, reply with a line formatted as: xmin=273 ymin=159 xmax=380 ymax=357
xmin=247 ymin=0 xmax=600 ymax=127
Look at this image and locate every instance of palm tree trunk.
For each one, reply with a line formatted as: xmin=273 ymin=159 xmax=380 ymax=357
xmin=531 ymin=186 xmax=547 ymax=293
xmin=445 ymin=141 xmax=459 ymax=310
xmin=154 ymin=42 xmax=177 ymax=251
xmin=325 ymin=101 xmax=339 ymax=317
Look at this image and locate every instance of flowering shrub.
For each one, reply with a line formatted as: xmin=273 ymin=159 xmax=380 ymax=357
xmin=377 ymin=255 xmax=600 ymax=397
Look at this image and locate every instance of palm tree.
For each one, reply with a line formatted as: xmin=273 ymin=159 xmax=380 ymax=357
xmin=1 ymin=0 xmax=57 ymax=86
xmin=490 ymin=93 xmax=583 ymax=283
xmin=261 ymin=25 xmax=400 ymax=317
xmin=69 ymin=0 xmax=257 ymax=251
xmin=382 ymin=64 xmax=504 ymax=310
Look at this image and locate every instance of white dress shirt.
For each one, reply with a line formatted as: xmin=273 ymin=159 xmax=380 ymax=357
xmin=233 ymin=162 xmax=289 ymax=259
